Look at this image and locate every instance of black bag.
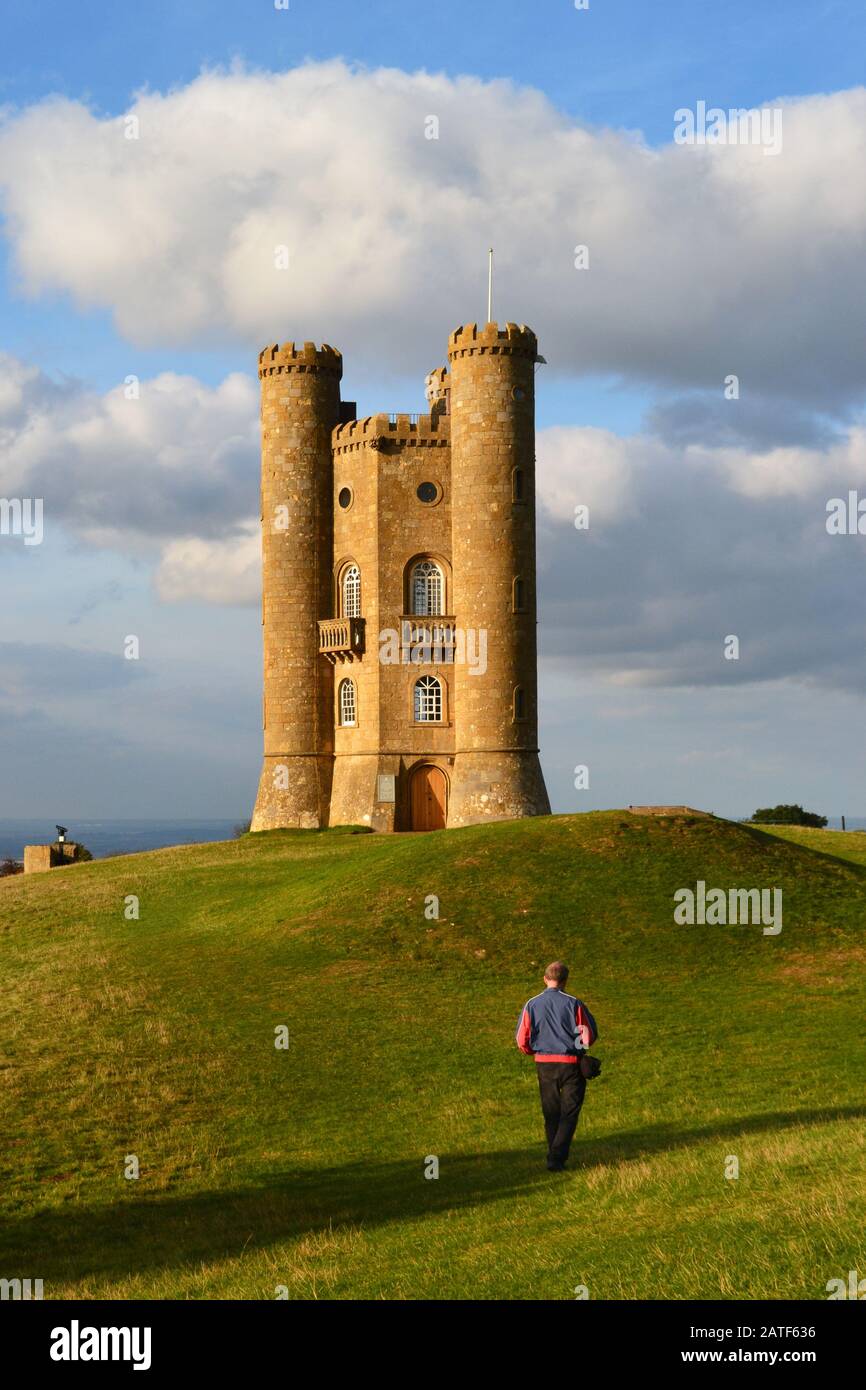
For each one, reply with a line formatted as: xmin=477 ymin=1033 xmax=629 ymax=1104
xmin=579 ymin=1054 xmax=602 ymax=1080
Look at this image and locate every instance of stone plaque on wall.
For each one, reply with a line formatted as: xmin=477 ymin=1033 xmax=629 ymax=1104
xmin=377 ymin=774 xmax=396 ymax=803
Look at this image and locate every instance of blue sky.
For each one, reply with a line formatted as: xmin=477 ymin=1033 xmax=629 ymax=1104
xmin=4 ymin=0 xmax=863 ymax=396
xmin=5 ymin=1 xmax=863 ymax=135
xmin=2 ymin=1 xmax=866 ymax=824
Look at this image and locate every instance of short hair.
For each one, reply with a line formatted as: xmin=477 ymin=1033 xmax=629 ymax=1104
xmin=543 ymin=960 xmax=569 ymax=984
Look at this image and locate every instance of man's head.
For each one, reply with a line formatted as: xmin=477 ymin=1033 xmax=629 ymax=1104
xmin=543 ymin=961 xmax=569 ymax=989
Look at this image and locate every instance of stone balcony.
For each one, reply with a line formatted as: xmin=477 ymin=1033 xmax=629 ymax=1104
xmin=318 ymin=616 xmax=366 ymax=662
xmin=400 ymin=616 xmax=457 ymax=662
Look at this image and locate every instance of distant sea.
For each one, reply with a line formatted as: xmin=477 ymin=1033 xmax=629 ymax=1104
xmin=0 ymin=818 xmax=242 ymax=863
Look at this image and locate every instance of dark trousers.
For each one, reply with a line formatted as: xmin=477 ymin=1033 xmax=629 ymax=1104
xmin=536 ymin=1062 xmax=586 ymax=1164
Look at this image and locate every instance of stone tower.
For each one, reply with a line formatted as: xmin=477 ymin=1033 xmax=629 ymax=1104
xmin=446 ymin=323 xmax=550 ymax=826
xmin=251 ymin=322 xmax=550 ymax=834
xmin=251 ymin=342 xmax=342 ymax=830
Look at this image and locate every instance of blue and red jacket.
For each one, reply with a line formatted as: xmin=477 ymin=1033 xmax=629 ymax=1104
xmin=515 ymin=988 xmax=598 ymax=1063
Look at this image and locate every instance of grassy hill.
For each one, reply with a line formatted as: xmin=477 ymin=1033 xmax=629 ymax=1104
xmin=758 ymin=821 xmax=866 ymax=868
xmin=1 ymin=810 xmax=864 ymax=1300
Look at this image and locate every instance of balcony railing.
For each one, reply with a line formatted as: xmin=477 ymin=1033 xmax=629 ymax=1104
xmin=318 ymin=616 xmax=365 ymax=662
xmin=400 ymin=616 xmax=457 ymax=663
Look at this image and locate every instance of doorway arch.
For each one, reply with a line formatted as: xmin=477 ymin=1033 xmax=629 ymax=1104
xmin=409 ymin=764 xmax=448 ymax=831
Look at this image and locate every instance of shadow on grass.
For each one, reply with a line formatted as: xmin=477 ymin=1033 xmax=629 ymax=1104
xmin=738 ymin=821 xmax=866 ymax=877
xmin=4 ymin=1103 xmax=864 ymax=1287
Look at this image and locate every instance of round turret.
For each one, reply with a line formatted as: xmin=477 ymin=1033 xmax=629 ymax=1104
xmin=251 ymin=340 xmax=343 ymax=830
xmin=445 ymin=321 xmax=550 ymax=825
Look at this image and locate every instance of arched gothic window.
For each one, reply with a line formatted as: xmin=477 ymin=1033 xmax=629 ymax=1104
xmin=342 ymin=564 xmax=361 ymax=618
xmin=338 ymin=678 xmax=357 ymax=727
xmin=414 ymin=675 xmax=443 ymax=723
xmin=411 ymin=560 xmax=444 ymax=616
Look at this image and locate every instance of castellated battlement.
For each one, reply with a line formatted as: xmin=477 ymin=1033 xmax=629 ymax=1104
xmin=448 ymin=321 xmax=538 ymax=361
xmin=424 ymin=367 xmax=450 ymax=400
xmin=332 ymin=411 xmax=450 ymax=455
xmin=258 ymin=341 xmax=343 ymax=379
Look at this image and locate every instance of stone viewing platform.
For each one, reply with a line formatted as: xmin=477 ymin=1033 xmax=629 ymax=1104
xmin=23 ymin=838 xmax=91 ymax=873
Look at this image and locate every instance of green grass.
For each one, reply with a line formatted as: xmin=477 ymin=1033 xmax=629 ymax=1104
xmin=757 ymin=821 xmax=866 ymax=868
xmin=1 ymin=811 xmax=864 ymax=1300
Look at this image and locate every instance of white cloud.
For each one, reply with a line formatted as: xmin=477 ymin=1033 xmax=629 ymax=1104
xmin=536 ymin=423 xmax=866 ymax=525
xmin=1 ymin=65 xmax=866 ymax=404
xmin=536 ymin=425 xmax=644 ymax=524
xmin=536 ymin=420 xmax=866 ymax=694
xmin=155 ymin=524 xmax=260 ymax=605
xmin=710 ymin=428 xmax=866 ymax=499
xmin=0 ymin=354 xmax=259 ymax=554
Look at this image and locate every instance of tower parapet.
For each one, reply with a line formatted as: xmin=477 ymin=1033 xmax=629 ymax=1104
xmin=448 ymin=322 xmax=538 ymax=361
xmin=258 ymin=342 xmax=343 ymax=378
xmin=333 ymin=412 xmax=449 ymax=455
xmin=424 ymin=367 xmax=450 ymax=419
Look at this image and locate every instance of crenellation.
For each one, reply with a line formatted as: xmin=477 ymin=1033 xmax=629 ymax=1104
xmin=333 ymin=411 xmax=450 ymax=454
xmin=258 ymin=341 xmax=343 ymax=378
xmin=448 ymin=320 xmax=538 ymax=360
xmin=425 ymin=366 xmax=449 ymax=396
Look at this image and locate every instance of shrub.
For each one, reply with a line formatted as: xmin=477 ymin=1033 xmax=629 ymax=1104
xmin=750 ymin=804 xmax=828 ymax=828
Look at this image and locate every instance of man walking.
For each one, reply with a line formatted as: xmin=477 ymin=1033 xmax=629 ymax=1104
xmin=515 ymin=962 xmax=599 ymax=1171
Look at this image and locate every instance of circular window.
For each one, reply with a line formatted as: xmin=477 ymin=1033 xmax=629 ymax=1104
xmin=338 ymin=487 xmax=353 ymax=509
xmin=512 ymin=386 xmax=526 ymax=402
xmin=416 ymin=482 xmax=439 ymax=504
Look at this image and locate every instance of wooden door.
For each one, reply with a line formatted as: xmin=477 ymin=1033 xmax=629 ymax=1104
xmin=410 ymin=765 xmax=447 ymax=831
